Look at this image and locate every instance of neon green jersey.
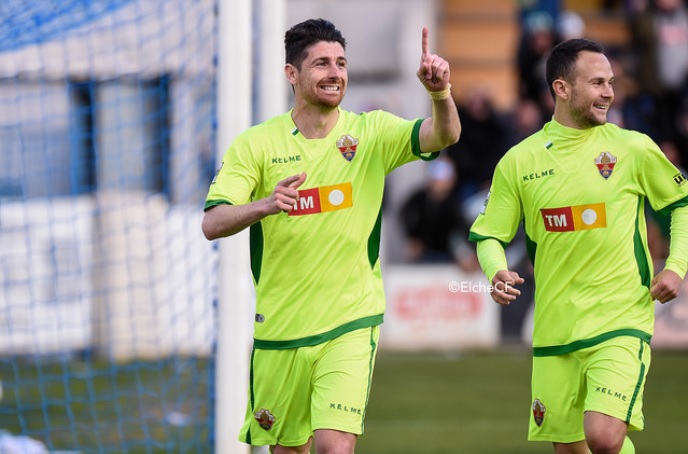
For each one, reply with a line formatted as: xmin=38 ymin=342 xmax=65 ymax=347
xmin=470 ymin=120 xmax=688 ymax=355
xmin=205 ymin=109 xmax=435 ymax=348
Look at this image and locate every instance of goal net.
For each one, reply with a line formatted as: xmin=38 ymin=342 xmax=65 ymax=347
xmin=0 ymin=0 xmax=219 ymax=451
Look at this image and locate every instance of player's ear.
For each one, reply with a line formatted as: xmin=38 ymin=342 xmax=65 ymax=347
xmin=552 ymin=79 xmax=568 ymax=100
xmin=284 ymin=63 xmax=297 ymax=84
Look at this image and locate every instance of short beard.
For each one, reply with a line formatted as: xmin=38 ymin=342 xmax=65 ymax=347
xmin=570 ymin=99 xmax=606 ymax=128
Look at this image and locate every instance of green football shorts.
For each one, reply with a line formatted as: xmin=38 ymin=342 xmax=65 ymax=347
xmin=239 ymin=326 xmax=380 ymax=447
xmin=529 ymin=335 xmax=651 ymax=443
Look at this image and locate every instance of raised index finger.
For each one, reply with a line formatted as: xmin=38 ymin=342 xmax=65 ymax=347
xmin=421 ymin=27 xmax=429 ymax=57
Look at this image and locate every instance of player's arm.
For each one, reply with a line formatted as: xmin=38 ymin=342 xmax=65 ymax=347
xmin=475 ymin=238 xmax=524 ymax=305
xmin=416 ymin=27 xmax=461 ymax=153
xmin=651 ymin=204 xmax=688 ymax=303
xmin=202 ymin=173 xmax=306 ymax=240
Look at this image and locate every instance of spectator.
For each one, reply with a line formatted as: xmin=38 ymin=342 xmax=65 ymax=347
xmin=629 ymin=0 xmax=688 ymax=142
xmin=517 ymin=10 xmax=558 ymax=114
xmin=399 ymin=156 xmax=477 ymax=271
xmin=445 ymin=89 xmax=512 ymax=199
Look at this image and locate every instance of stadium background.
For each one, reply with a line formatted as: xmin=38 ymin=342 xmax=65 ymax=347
xmin=0 ymin=0 xmax=687 ymax=453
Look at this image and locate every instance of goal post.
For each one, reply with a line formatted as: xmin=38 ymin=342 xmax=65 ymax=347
xmin=215 ymin=1 xmax=286 ymax=453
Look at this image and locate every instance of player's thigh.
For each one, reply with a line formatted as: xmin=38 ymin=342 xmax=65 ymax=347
xmin=240 ymin=347 xmax=314 ymax=447
xmin=311 ymin=326 xmax=380 ymax=436
xmin=584 ymin=336 xmax=651 ymax=432
xmin=529 ymin=353 xmax=586 ymax=443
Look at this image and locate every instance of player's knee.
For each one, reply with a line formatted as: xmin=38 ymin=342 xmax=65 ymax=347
xmin=272 ymin=442 xmax=312 ymax=454
xmin=586 ymin=434 xmax=625 ymax=454
xmin=313 ymin=429 xmax=356 ymax=454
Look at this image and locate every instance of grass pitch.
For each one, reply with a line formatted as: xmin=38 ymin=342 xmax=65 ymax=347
xmin=357 ymin=348 xmax=688 ymax=454
xmin=1 ymin=348 xmax=687 ymax=453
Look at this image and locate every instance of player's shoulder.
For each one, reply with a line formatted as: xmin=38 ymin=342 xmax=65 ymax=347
xmin=600 ymin=122 xmax=649 ymax=144
xmin=500 ymin=129 xmax=548 ymax=164
xmin=244 ymin=112 xmax=292 ymax=136
xmin=350 ymin=108 xmax=404 ymax=123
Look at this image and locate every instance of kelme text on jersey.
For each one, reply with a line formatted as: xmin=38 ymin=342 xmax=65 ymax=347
xmin=522 ymin=169 xmax=555 ymax=182
xmin=271 ymin=154 xmax=302 ymax=165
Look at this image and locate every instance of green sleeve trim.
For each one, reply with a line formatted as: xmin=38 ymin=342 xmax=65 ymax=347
xmin=204 ymin=199 xmax=232 ymax=211
xmin=253 ymin=314 xmax=384 ymax=350
xmin=657 ymin=194 xmax=688 ymax=217
xmin=249 ymin=222 xmax=264 ymax=284
xmin=524 ymin=228 xmax=537 ymax=266
xmin=367 ymin=208 xmax=383 ymax=269
xmin=410 ymin=119 xmax=440 ymax=162
xmin=634 ymin=197 xmax=652 ymax=288
xmin=532 ymin=329 xmax=652 ymax=357
xmin=468 ymin=232 xmax=508 ymax=248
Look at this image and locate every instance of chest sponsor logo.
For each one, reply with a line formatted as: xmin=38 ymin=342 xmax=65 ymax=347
xmin=541 ymin=203 xmax=606 ymax=232
xmin=595 ymin=152 xmax=617 ymax=179
xmin=337 ymin=134 xmax=359 ymax=162
xmin=289 ymin=182 xmax=353 ymax=216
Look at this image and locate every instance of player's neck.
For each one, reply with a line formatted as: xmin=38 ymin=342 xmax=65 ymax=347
xmin=291 ymin=106 xmax=339 ymax=139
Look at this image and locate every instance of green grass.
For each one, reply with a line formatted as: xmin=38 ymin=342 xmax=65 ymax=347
xmin=357 ymin=348 xmax=688 ymax=454
xmin=1 ymin=349 xmax=687 ymax=453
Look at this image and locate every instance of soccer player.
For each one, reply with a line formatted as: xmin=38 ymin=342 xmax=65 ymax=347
xmin=202 ymin=18 xmax=460 ymax=454
xmin=470 ymin=38 xmax=688 ymax=454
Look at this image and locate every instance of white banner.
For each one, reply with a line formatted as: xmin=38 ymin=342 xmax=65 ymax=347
xmin=380 ymin=264 xmax=499 ymax=351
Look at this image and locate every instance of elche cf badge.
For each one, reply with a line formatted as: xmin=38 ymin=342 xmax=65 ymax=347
xmin=254 ymin=408 xmax=275 ymax=431
xmin=532 ymin=399 xmax=546 ymax=427
xmin=595 ymin=152 xmax=616 ymax=179
xmin=337 ymin=134 xmax=359 ymax=162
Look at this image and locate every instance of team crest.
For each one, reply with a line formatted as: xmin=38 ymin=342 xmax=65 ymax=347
xmin=337 ymin=134 xmax=359 ymax=162
xmin=532 ymin=399 xmax=546 ymax=427
xmin=595 ymin=152 xmax=617 ymax=179
xmin=254 ymin=408 xmax=275 ymax=431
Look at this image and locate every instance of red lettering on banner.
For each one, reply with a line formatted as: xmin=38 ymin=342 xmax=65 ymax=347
xmin=541 ymin=207 xmax=574 ymax=232
xmin=393 ymin=286 xmax=482 ymax=322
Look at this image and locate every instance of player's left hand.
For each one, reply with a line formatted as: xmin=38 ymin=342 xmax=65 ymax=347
xmin=650 ymin=269 xmax=682 ymax=304
xmin=416 ymin=27 xmax=450 ymax=92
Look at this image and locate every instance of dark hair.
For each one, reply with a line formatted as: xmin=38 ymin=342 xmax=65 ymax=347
xmin=545 ymin=38 xmax=605 ymax=99
xmin=284 ymin=18 xmax=346 ymax=69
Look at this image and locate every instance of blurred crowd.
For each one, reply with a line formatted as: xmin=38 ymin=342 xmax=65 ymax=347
xmin=396 ymin=0 xmax=688 ymax=341
xmin=399 ymin=0 xmax=688 ymax=266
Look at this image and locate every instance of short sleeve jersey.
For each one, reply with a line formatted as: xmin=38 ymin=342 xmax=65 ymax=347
xmin=205 ymin=109 xmax=435 ymax=348
xmin=470 ymin=120 xmax=688 ymax=355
